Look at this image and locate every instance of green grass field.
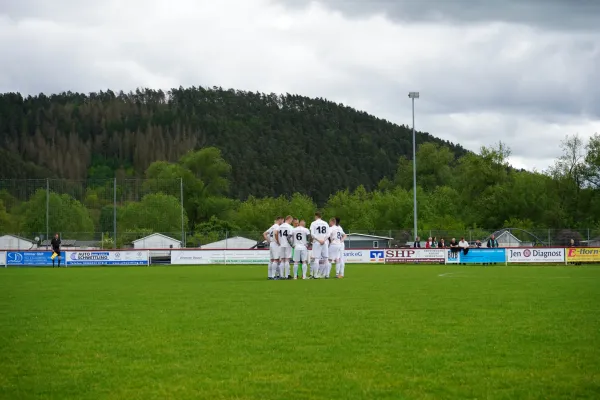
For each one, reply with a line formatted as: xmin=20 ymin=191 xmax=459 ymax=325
xmin=1 ymin=264 xmax=599 ymax=400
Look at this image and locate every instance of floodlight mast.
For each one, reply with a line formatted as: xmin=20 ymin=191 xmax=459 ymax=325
xmin=408 ymin=92 xmax=419 ymax=240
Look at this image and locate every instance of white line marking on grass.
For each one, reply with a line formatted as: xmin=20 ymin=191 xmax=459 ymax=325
xmin=438 ymin=272 xmax=465 ymax=277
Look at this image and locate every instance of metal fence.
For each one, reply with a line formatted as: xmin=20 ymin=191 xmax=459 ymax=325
xmin=1 ymin=179 xmax=598 ymax=249
xmin=0 ymin=178 xmax=184 ymax=249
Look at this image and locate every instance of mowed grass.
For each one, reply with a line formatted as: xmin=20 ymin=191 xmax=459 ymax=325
xmin=1 ymin=265 xmax=599 ymax=400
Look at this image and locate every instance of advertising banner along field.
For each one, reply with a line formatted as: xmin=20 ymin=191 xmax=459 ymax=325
xmin=507 ymin=248 xmax=564 ymax=263
xmin=170 ymin=249 xmax=387 ymax=265
xmin=565 ymin=247 xmax=600 ymax=263
xmin=384 ymin=249 xmax=445 ymax=264
xmin=0 ymin=251 xmax=6 ymax=267
xmin=2 ymin=250 xmax=148 ymax=266
xmin=445 ymin=248 xmax=507 ymax=264
xmin=66 ymin=251 xmax=149 ymax=266
xmin=6 ymin=251 xmax=55 ymax=266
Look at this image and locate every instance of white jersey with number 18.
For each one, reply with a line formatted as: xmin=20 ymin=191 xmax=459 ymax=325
xmin=310 ymin=219 xmax=329 ymax=243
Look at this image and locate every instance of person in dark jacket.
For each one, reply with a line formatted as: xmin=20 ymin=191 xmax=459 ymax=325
xmin=487 ymin=234 xmax=498 ymax=248
xmin=413 ymin=236 xmax=421 ymax=248
xmin=51 ymin=233 xmax=62 ymax=268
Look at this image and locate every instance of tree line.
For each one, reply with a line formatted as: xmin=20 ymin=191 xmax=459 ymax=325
xmin=0 ymin=87 xmax=466 ymax=204
xmin=1 ymin=133 xmax=600 ymax=247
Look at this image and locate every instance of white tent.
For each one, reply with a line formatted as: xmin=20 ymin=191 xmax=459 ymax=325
xmin=202 ymin=236 xmax=258 ymax=249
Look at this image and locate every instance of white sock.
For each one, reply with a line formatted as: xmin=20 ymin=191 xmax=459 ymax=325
xmin=293 ymin=263 xmax=299 ymax=277
xmin=270 ymin=262 xmax=277 ymax=278
xmin=302 ymin=263 xmax=307 ymax=279
xmin=325 ymin=261 xmax=332 ymax=277
xmin=340 ymin=259 xmax=345 ymax=276
xmin=311 ymin=259 xmax=319 ymax=277
xmin=278 ymin=262 xmax=284 ymax=277
xmin=335 ymin=262 xmax=340 ymax=276
xmin=284 ymin=261 xmax=290 ymax=277
xmin=268 ymin=262 xmax=272 ymax=278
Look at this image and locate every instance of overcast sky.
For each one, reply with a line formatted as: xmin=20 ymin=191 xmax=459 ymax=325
xmin=1 ymin=0 xmax=599 ymax=171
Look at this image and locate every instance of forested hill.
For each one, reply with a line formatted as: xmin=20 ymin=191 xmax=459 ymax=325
xmin=0 ymin=87 xmax=466 ymax=202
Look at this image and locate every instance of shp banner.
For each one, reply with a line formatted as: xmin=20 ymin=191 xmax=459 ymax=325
xmin=566 ymin=247 xmax=600 ymax=263
xmin=384 ymin=249 xmax=445 ymax=264
xmin=507 ymin=248 xmax=564 ymax=263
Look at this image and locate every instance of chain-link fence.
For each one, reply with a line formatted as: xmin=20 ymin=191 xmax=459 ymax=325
xmin=1 ymin=179 xmax=599 ymax=249
xmin=0 ymin=178 xmax=184 ymax=249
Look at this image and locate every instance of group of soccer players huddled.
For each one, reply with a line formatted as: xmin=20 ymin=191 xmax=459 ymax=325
xmin=263 ymin=212 xmax=347 ymax=280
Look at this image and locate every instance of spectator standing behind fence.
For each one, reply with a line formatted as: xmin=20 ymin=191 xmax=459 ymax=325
xmin=485 ymin=235 xmax=499 ymax=266
xmin=449 ymin=238 xmax=459 ymax=257
xmin=413 ymin=237 xmax=421 ymax=248
xmin=438 ymin=238 xmax=446 ymax=248
xmin=475 ymin=240 xmax=482 ymax=248
xmin=432 ymin=237 xmax=438 ymax=248
xmin=459 ymin=237 xmax=469 ymax=265
xmin=487 ymin=234 xmax=498 ymax=248
xmin=425 ymin=237 xmax=433 ymax=248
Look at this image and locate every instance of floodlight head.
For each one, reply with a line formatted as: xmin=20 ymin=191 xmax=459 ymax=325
xmin=408 ymin=92 xmax=420 ymax=99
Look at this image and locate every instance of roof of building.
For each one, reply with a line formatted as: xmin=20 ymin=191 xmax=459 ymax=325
xmin=346 ymin=233 xmax=394 ymax=240
xmin=132 ymin=233 xmax=181 ymax=243
xmin=0 ymin=234 xmax=37 ymax=243
xmin=201 ymin=236 xmax=259 ymax=249
xmin=41 ymin=239 xmax=77 ymax=246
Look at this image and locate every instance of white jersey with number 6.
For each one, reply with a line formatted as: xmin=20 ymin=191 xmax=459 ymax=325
xmin=292 ymin=227 xmax=310 ymax=249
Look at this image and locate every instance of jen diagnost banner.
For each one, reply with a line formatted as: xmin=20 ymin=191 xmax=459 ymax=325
xmin=566 ymin=247 xmax=600 ymax=262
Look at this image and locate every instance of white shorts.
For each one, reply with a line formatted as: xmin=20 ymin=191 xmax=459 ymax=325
xmin=329 ymin=244 xmax=343 ymax=261
xmin=293 ymin=247 xmax=308 ymax=262
xmin=279 ymin=246 xmax=292 ymax=259
xmin=312 ymin=242 xmax=329 ymax=260
xmin=269 ymin=243 xmax=280 ymax=260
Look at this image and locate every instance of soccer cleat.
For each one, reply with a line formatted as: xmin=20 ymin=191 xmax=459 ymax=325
xmin=293 ymin=277 xmax=297 ymax=280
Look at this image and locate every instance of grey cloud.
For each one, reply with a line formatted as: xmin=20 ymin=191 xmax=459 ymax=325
xmin=280 ymin=0 xmax=600 ymax=31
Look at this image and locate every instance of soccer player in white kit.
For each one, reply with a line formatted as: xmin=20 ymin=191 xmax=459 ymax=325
xmin=335 ymin=217 xmax=346 ymax=278
xmin=291 ymin=220 xmax=310 ymax=279
xmin=328 ymin=218 xmax=347 ymax=278
xmin=263 ymin=217 xmax=282 ymax=279
xmin=276 ymin=215 xmax=294 ymax=279
xmin=309 ymin=212 xmax=330 ymax=279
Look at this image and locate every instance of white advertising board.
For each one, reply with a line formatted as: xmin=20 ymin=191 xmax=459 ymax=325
xmin=66 ymin=250 xmax=149 ymax=265
xmin=340 ymin=249 xmax=385 ymax=263
xmin=385 ymin=248 xmax=446 ymax=264
xmin=506 ymin=248 xmax=564 ymax=263
xmin=0 ymin=251 xmax=5 ymax=267
xmin=170 ymin=249 xmax=386 ymax=265
xmin=171 ymin=250 xmax=270 ymax=265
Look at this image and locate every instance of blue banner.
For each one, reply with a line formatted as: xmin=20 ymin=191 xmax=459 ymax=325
xmin=6 ymin=251 xmax=56 ymax=266
xmin=460 ymin=248 xmax=506 ymax=264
